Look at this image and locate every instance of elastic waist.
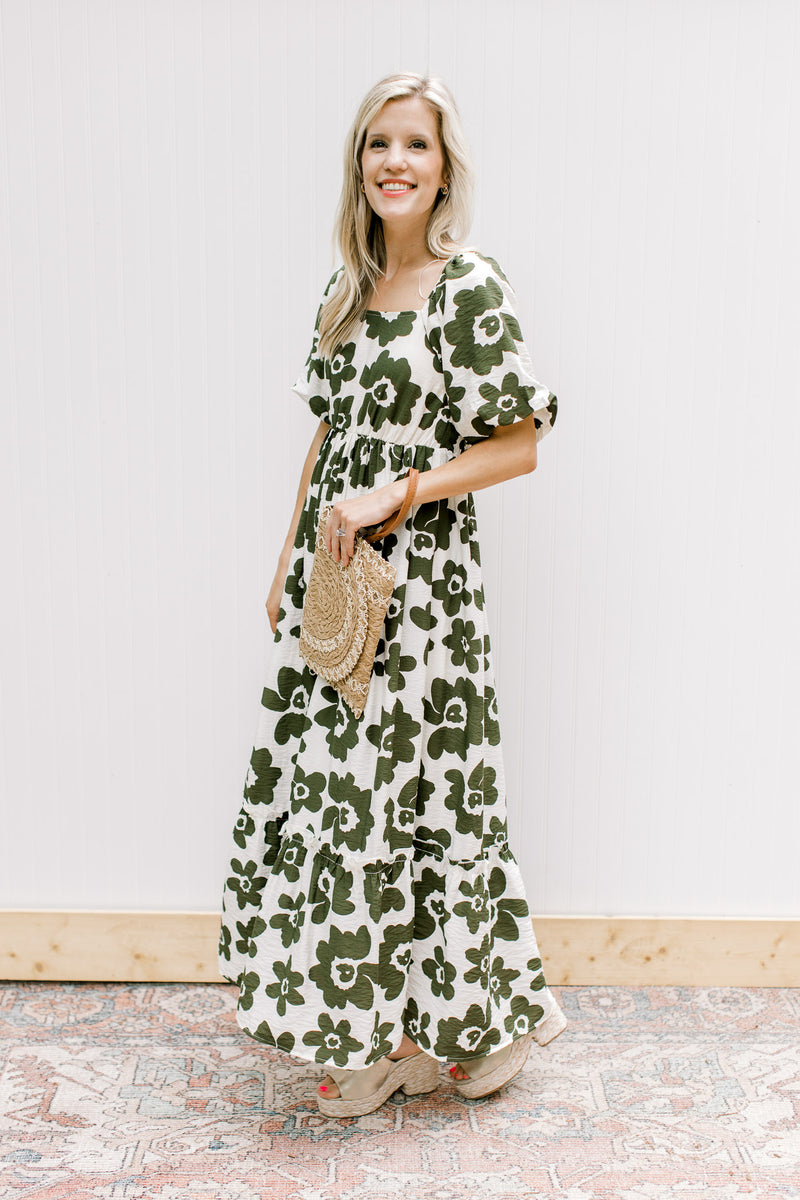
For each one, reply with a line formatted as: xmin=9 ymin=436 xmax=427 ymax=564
xmin=324 ymin=426 xmax=457 ymax=466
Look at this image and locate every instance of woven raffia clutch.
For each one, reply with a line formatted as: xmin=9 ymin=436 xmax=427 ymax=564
xmin=299 ymin=468 xmax=419 ymax=718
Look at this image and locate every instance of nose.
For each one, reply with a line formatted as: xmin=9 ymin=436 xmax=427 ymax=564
xmin=384 ymin=141 xmax=408 ymax=172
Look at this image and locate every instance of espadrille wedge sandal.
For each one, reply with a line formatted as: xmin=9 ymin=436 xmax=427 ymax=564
xmin=451 ymin=1030 xmax=533 ymax=1099
xmin=317 ymin=1049 xmax=439 ymax=1118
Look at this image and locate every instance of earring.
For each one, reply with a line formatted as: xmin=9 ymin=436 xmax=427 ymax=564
xmin=360 ymin=182 xmax=366 ymax=193
xmin=440 ymin=183 xmax=449 ymax=196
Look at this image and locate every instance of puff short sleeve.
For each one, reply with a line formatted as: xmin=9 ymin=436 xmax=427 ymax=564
xmin=431 ymin=252 xmax=557 ymax=444
xmin=291 ymin=268 xmax=343 ymax=422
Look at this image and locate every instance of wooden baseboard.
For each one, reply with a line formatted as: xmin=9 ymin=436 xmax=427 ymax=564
xmin=1 ymin=911 xmax=798 ymax=987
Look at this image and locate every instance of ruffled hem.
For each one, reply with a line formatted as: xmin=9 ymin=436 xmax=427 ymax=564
xmin=218 ymin=814 xmax=567 ymax=1070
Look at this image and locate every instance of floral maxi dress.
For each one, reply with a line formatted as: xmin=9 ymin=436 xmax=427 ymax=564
xmin=218 ymin=250 xmax=568 ymax=1069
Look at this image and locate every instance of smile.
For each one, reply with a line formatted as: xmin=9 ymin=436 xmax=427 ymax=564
xmin=379 ymin=181 xmax=416 ymax=193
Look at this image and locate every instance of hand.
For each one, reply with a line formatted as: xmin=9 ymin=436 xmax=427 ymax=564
xmin=265 ymin=551 xmax=291 ymax=633
xmin=324 ymin=481 xmax=405 ymax=568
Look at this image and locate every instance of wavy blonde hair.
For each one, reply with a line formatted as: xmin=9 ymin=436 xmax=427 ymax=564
xmin=317 ymin=73 xmax=475 ymax=358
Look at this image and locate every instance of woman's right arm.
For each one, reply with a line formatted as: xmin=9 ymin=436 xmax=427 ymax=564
xmin=266 ymin=418 xmax=330 ymax=632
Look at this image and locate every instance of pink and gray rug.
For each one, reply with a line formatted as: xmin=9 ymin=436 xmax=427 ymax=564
xmin=1 ymin=982 xmax=799 ymax=1198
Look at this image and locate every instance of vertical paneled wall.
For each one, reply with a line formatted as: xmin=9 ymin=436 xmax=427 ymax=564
xmin=1 ymin=0 xmax=798 ymax=915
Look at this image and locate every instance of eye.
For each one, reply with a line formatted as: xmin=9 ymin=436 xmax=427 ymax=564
xmin=411 ymin=140 xmax=427 ymax=150
xmin=368 ymin=138 xmax=386 ymax=149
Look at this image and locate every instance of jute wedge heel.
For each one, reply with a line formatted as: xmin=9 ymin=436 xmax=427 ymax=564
xmin=451 ymin=1030 xmax=533 ymax=1099
xmin=317 ymin=1049 xmax=439 ymax=1118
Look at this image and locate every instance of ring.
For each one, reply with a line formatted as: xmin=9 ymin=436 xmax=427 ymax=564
xmin=336 ymin=528 xmax=347 ymax=537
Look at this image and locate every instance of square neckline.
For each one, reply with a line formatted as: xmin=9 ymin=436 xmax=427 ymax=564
xmin=362 ymin=251 xmax=463 ymax=317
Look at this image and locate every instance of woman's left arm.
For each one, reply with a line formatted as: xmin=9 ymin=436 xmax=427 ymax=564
xmin=325 ymin=417 xmax=536 ymax=565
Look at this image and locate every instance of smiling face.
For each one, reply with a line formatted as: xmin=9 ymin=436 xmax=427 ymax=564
xmin=360 ymin=95 xmax=447 ymax=228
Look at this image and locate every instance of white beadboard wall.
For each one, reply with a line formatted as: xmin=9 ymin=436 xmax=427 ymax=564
xmin=1 ymin=0 xmax=798 ymax=918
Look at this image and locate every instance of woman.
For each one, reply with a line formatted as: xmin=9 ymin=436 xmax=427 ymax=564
xmin=218 ymin=72 xmax=567 ymax=1118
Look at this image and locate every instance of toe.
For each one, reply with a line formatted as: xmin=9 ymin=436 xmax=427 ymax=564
xmin=319 ymin=1075 xmax=339 ymax=1099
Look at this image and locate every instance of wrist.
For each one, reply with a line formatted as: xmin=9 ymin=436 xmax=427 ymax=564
xmin=385 ymin=478 xmax=407 ymax=511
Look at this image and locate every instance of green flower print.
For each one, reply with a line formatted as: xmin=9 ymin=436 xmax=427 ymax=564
xmin=358 ymin=350 xmax=422 ymax=431
xmin=474 ymin=371 xmax=533 ymax=430
xmin=442 ymin=618 xmax=482 ymax=674
xmin=373 ymin=640 xmax=416 ymax=693
xmin=384 ymin=773 xmax=434 ymax=851
xmin=381 ymin=583 xmax=406 ymax=645
xmin=422 ymin=676 xmax=483 ymax=760
xmin=367 ymin=1010 xmax=396 ymax=1064
xmin=283 ymin=553 xmax=305 ymax=604
xmin=265 ymin=955 xmax=305 ymax=1017
xmin=232 ymin=807 xmax=256 ymax=850
xmin=308 ymin=924 xmax=375 ymax=1010
xmin=327 ymin=341 xmax=357 ymax=395
xmin=314 ymin=684 xmax=360 ymax=762
xmin=431 ymin=561 xmax=471 ymax=618
xmin=238 ymin=969 xmax=261 ymax=1012
xmin=434 ymin=1003 xmax=502 ymax=1060
xmin=272 ymin=833 xmax=306 ymax=885
xmin=362 ymin=921 xmax=414 ymax=1002
xmin=403 ymin=996 xmax=433 ymax=1049
xmin=422 ymin=946 xmax=457 ymax=1000
xmin=246 ymin=1018 xmax=296 ymax=1055
xmin=504 ymin=995 xmax=540 ymax=1038
xmin=226 ymin=858 xmax=268 ymax=911
xmin=417 ymin=387 xmax=453 ymax=444
xmin=323 ymin=771 xmax=374 ymax=850
xmin=243 ymin=747 xmax=282 ymax=807
xmin=442 ymin=762 xmax=489 ymax=840
xmin=527 ymin=956 xmax=547 ymax=992
xmin=455 ymin=497 xmax=481 ymax=566
xmin=260 ymin=666 xmax=313 ymax=745
xmin=412 ymin=866 xmax=451 ymax=942
xmin=365 ymin=700 xmax=422 ymax=787
xmin=443 ymin=278 xmax=523 ymax=376
xmin=268 ymin=890 xmax=307 ymax=949
xmin=236 ymin=915 xmax=266 ymax=957
xmin=489 ymin=865 xmax=530 ymax=941
xmin=488 ymin=954 xmax=521 ymax=1003
xmin=309 ymin=858 xmax=356 ymax=926
xmin=408 ymin=502 xmax=456 ymax=587
xmin=290 ymin=765 xmax=326 ymax=815
xmin=484 ymin=684 xmax=501 ymax=745
xmin=302 ymin=1014 xmax=365 ymax=1066
xmin=218 ymin=922 xmax=231 ymax=961
xmin=216 ymin=248 xmax=565 ymax=1074
xmin=364 ymin=310 xmax=416 ymax=346
xmin=364 ymin=859 xmax=407 ymax=923
xmin=414 ymin=824 xmax=452 ymax=859
xmin=453 ymin=873 xmax=490 ymax=935
xmin=464 ymin=936 xmax=492 ymax=988
xmin=409 ymin=602 xmax=437 ymax=635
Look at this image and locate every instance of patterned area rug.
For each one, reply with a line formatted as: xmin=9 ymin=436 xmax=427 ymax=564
xmin=1 ymin=982 xmax=799 ymax=1199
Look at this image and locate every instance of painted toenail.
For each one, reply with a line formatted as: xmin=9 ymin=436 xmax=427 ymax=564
xmin=320 ymin=1086 xmax=327 ymax=1091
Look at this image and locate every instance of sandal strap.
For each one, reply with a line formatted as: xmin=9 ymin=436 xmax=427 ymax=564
xmin=459 ymin=1041 xmax=513 ymax=1082
xmin=326 ymin=1052 xmax=417 ymax=1101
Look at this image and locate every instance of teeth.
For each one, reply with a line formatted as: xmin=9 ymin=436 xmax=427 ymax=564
xmin=381 ymin=182 xmax=413 ymax=191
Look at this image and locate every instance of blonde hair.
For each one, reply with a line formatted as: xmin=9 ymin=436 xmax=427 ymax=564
xmin=317 ymin=73 xmax=474 ymax=358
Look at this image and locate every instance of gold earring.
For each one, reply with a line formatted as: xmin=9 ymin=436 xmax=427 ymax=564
xmin=360 ymin=182 xmax=366 ymax=193
xmin=440 ymin=183 xmax=449 ymax=196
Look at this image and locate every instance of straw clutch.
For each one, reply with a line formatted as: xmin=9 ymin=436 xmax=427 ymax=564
xmin=299 ymin=468 xmax=419 ymax=718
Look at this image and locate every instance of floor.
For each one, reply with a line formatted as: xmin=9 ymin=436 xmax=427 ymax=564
xmin=1 ymin=982 xmax=799 ymax=1199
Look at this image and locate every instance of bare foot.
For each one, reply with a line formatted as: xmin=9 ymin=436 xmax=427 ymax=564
xmin=450 ymin=1063 xmax=469 ymax=1080
xmin=318 ymin=1034 xmax=421 ymax=1100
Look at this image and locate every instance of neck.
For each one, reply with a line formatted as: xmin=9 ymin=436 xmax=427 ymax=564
xmin=380 ymin=218 xmax=434 ymax=279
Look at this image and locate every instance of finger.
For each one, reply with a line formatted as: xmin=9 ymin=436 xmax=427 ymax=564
xmin=341 ymin=532 xmax=357 ymax=569
xmin=325 ymin=514 xmax=338 ymax=559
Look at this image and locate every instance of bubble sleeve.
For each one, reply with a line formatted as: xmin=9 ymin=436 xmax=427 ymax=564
xmin=428 ymin=253 xmax=558 ymax=444
xmin=291 ymin=268 xmax=344 ymax=423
